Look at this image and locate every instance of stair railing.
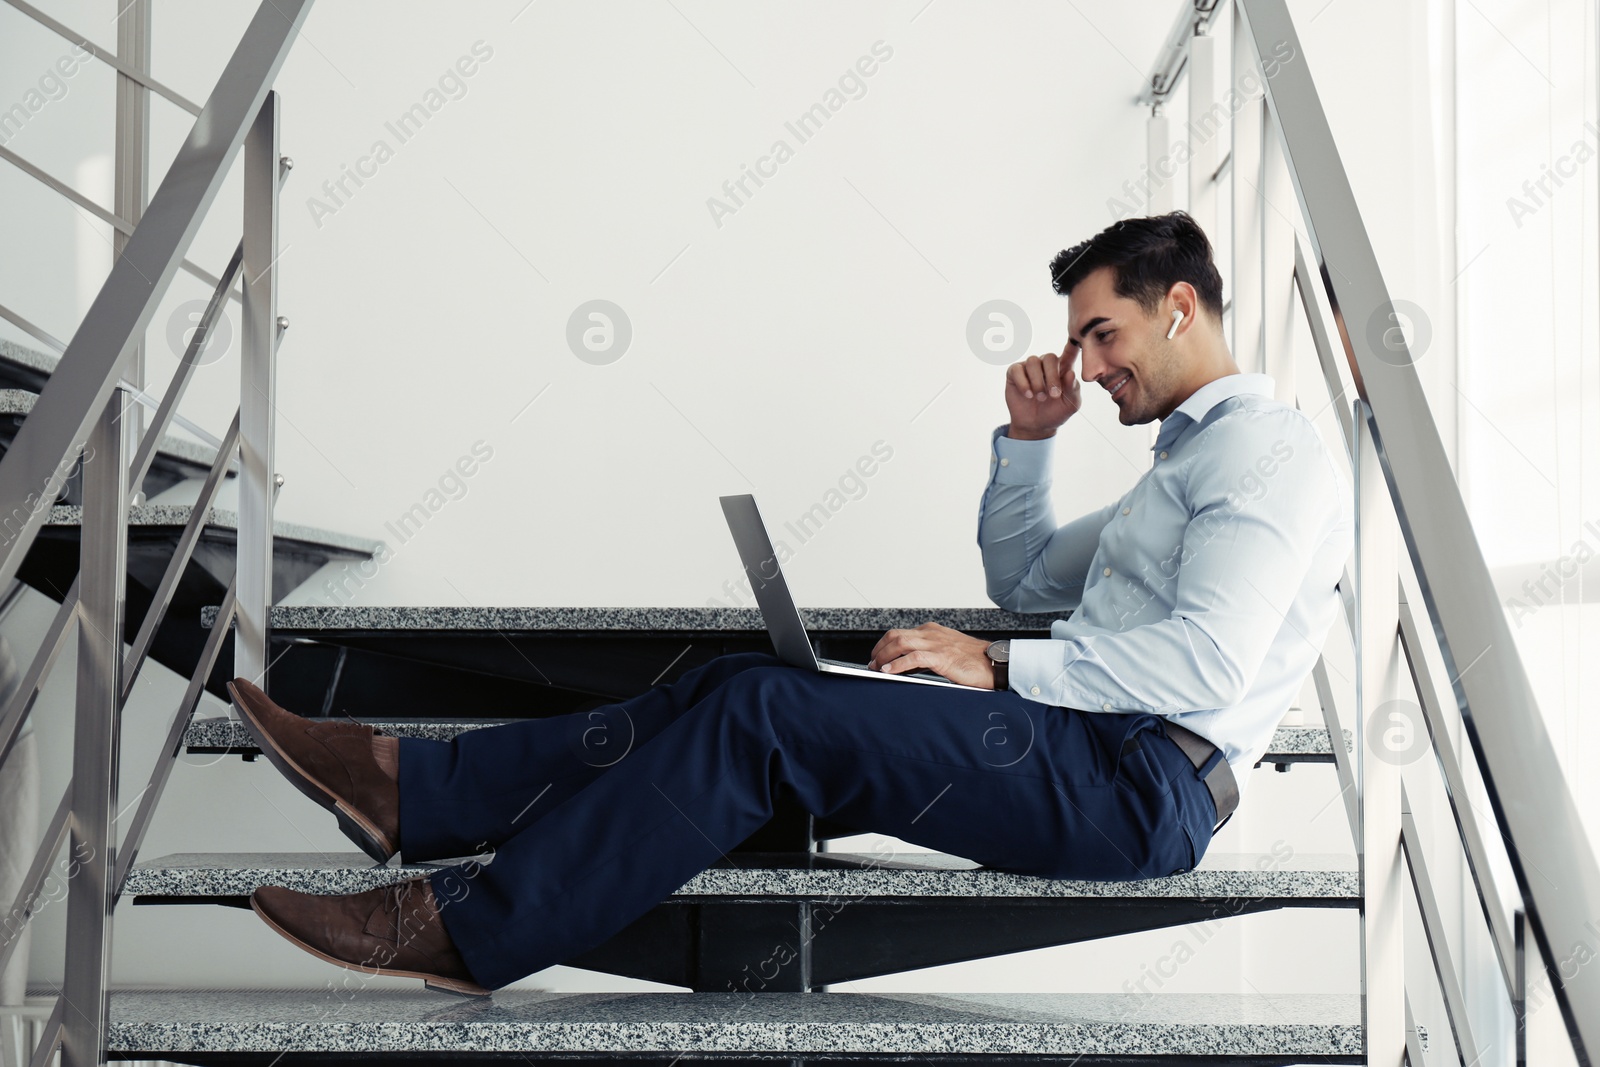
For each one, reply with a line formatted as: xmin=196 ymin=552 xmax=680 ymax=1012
xmin=1145 ymin=1 xmax=1600 ymax=1063
xmin=0 ymin=2 xmax=312 ymax=1065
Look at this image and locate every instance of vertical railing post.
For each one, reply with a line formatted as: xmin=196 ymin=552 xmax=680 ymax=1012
xmin=1146 ymin=105 xmax=1174 ymax=215
xmin=1187 ymin=28 xmax=1219 ymax=238
xmin=237 ymin=92 xmax=280 ymax=687
xmin=1355 ymin=398 xmax=1404 ymax=1065
xmin=1514 ymin=908 xmax=1527 ymax=1067
xmin=114 ymin=0 xmax=151 ymax=503
xmin=1229 ymin=0 xmax=1263 ymax=373
xmin=1260 ymin=109 xmax=1295 ymax=405
xmin=59 ymin=397 xmax=127 ymax=1067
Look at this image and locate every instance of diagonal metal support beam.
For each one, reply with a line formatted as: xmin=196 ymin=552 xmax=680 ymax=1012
xmin=0 ymin=576 xmax=77 ymax=774
xmin=121 ymin=413 xmax=241 ymax=700
xmin=1402 ymin=785 xmax=1485 ymax=1067
xmin=1398 ymin=564 xmax=1519 ymax=999
xmin=116 ymin=584 xmax=239 ymax=894
xmin=0 ymin=784 xmax=71 ymax=978
xmin=127 ymin=244 xmax=244 ymax=495
xmin=24 ymin=994 xmax=65 ymax=1067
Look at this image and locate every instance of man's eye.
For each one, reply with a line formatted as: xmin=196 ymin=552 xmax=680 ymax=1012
xmin=1096 ymin=331 xmax=1112 ymax=343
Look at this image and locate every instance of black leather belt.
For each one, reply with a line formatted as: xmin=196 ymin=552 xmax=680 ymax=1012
xmin=1126 ymin=720 xmax=1240 ymax=832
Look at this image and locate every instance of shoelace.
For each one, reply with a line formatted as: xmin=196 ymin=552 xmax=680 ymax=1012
xmin=375 ymin=880 xmax=431 ymax=952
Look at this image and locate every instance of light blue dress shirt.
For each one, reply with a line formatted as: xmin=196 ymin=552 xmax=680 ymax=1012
xmin=976 ymin=372 xmax=1353 ymax=794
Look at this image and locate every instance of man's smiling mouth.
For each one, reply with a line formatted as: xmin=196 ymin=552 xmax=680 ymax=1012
xmin=1106 ymin=371 xmax=1132 ymax=398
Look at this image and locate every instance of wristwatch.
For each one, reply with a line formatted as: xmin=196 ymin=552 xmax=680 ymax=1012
xmin=985 ymin=640 xmax=1010 ymax=691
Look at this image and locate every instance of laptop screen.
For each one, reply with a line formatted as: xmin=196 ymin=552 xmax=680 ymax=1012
xmin=719 ymin=494 xmax=822 ymax=670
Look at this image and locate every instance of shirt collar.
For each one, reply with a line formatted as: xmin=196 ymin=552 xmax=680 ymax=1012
xmin=1152 ymin=372 xmax=1276 ymax=452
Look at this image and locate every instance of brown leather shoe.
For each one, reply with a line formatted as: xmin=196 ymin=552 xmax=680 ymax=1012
xmin=251 ymin=878 xmax=489 ymax=996
xmin=227 ymin=677 xmax=400 ymax=863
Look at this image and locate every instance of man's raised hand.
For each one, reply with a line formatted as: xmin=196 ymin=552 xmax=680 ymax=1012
xmin=1004 ymin=347 xmax=1081 ymax=440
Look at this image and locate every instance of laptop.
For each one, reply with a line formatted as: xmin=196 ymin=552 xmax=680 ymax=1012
xmin=719 ymin=494 xmax=984 ymax=689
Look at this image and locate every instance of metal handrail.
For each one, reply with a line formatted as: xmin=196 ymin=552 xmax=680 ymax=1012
xmin=1231 ymin=0 xmax=1599 ymax=1056
xmin=0 ymin=0 xmax=308 ymax=595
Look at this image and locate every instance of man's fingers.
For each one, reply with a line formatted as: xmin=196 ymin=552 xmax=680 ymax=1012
xmin=1022 ymin=357 xmax=1047 ymax=396
xmin=869 ymin=628 xmax=907 ymax=669
xmin=882 ymin=648 xmax=929 ymax=674
xmin=870 ymin=626 xmax=935 ymax=670
xmin=1041 ymin=352 xmax=1062 ymax=396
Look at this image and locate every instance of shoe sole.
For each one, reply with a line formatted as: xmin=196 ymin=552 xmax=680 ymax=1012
xmin=227 ymin=680 xmax=397 ymax=865
xmin=250 ymin=893 xmax=491 ymax=997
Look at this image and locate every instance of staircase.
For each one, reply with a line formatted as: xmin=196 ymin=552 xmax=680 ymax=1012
xmin=1 ymin=0 xmax=1597 ymax=1065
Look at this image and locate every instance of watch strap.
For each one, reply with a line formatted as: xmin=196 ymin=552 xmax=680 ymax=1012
xmin=987 ymin=641 xmax=1009 ymax=692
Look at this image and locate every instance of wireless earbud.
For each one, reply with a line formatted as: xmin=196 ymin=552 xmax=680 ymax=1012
xmin=1166 ymin=309 xmax=1184 ymax=340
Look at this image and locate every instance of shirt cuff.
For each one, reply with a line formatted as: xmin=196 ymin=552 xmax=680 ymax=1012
xmin=1007 ymin=638 xmax=1060 ymax=702
xmin=989 ymin=424 xmax=1055 ymax=485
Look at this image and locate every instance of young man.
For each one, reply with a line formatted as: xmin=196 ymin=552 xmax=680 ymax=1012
xmin=233 ymin=210 xmax=1352 ymax=995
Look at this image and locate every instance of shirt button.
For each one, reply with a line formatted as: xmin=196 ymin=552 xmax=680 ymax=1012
xmin=1102 ymin=702 xmax=1112 ymax=711
xmin=1102 ymin=566 xmax=1112 ymax=577
xmin=1030 ymin=686 xmax=1041 ymax=696
xmin=1158 ymin=450 xmax=1168 ymax=459
xmin=1121 ymin=506 xmax=1131 ymax=515
xmin=999 ymin=457 xmax=1009 ymax=467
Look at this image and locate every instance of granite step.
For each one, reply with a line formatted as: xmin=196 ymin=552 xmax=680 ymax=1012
xmin=44 ymin=503 xmax=382 ymax=557
xmin=182 ymin=715 xmax=1348 ymax=766
xmin=0 ymin=387 xmax=238 ymax=498
xmin=187 ymin=607 xmax=1356 ymax=766
xmin=128 ymin=851 xmax=1358 ymax=990
xmin=127 ymin=849 xmax=1359 ymax=905
xmin=199 ymin=605 xmax=1067 ymax=631
xmin=106 ymin=988 xmax=1364 ymax=1063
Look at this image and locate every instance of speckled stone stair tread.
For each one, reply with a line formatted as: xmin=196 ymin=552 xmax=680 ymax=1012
xmin=0 ymin=388 xmax=237 ymax=472
xmin=106 ymin=989 xmax=1363 ymax=1057
xmin=128 ymin=850 xmax=1359 ymax=900
xmin=42 ymin=503 xmax=382 ymax=554
xmin=198 ymin=604 xmax=1069 ymax=632
xmin=184 ymin=715 xmax=1348 ymax=756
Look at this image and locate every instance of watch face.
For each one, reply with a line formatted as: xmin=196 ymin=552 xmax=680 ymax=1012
xmin=987 ymin=640 xmax=1010 ymax=662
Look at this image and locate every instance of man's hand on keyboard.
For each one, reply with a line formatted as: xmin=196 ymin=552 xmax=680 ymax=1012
xmin=867 ymin=622 xmax=997 ymax=689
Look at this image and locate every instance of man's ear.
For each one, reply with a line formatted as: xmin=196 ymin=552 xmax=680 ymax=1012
xmin=1166 ymin=281 xmax=1199 ymax=326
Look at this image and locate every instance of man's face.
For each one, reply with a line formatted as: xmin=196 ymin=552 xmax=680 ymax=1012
xmin=1065 ymin=266 xmax=1184 ymax=426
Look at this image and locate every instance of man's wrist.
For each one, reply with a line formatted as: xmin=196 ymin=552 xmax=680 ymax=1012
xmin=1005 ymin=425 xmax=1058 ymax=441
xmin=985 ymin=639 xmax=1010 ymax=691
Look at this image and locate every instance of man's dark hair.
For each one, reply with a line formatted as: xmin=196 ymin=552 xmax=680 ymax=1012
xmin=1048 ymin=211 xmax=1225 ymax=321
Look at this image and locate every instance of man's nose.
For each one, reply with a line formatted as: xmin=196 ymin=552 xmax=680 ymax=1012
xmin=1079 ymin=347 xmax=1106 ymax=385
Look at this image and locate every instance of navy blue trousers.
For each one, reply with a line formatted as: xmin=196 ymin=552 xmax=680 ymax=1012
xmin=396 ymin=651 xmax=1219 ymax=990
